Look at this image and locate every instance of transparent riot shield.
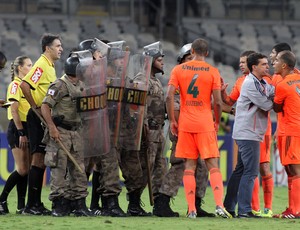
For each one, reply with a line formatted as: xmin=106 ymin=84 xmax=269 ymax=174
xmin=106 ymin=49 xmax=130 ymax=147
xmin=76 ymin=56 xmax=110 ymax=157
xmin=118 ymin=54 xmax=152 ymax=151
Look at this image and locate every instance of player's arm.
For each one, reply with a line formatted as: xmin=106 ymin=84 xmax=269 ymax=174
xmin=212 ymin=89 xmax=222 ymax=132
xmin=20 ymin=81 xmax=38 ymax=109
xmin=166 ymin=84 xmax=178 ymax=136
xmin=273 ymin=102 xmax=283 ymax=113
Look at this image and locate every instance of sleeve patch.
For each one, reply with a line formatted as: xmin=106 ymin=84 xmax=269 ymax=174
xmin=30 ymin=67 xmax=43 ymax=84
xmin=48 ymin=89 xmax=56 ymax=96
xmin=10 ymin=82 xmax=19 ymax=95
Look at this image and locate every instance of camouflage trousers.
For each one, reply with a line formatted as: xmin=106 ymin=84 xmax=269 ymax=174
xmin=119 ymin=140 xmax=167 ymax=196
xmin=159 ymin=139 xmax=209 ymax=198
xmin=92 ymin=147 xmax=122 ymax=197
xmin=47 ymin=128 xmax=88 ymax=201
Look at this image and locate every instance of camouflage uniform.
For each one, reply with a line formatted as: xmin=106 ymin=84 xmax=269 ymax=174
xmin=42 ymin=75 xmax=88 ymax=202
xmin=141 ymin=75 xmax=167 ymax=195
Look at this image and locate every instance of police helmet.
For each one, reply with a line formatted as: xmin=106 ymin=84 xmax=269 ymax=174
xmin=143 ymin=41 xmax=164 ymax=60
xmin=78 ymin=38 xmax=111 ymax=58
xmin=177 ymin=43 xmax=192 ymax=64
xmin=64 ymin=56 xmax=80 ymax=77
xmin=78 ymin=39 xmax=94 ymax=52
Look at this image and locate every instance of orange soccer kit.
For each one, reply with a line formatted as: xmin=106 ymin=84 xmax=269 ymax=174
xmin=169 ymin=60 xmax=224 ymax=212
xmin=274 ymin=73 xmax=300 ymax=214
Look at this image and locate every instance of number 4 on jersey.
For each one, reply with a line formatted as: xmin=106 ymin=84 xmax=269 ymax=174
xmin=187 ymin=74 xmax=199 ymax=98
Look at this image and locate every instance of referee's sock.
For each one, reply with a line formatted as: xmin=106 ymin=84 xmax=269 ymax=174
xmin=0 ymin=170 xmax=22 ymax=202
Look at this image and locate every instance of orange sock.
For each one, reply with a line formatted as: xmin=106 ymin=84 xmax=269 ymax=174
xmin=262 ymin=174 xmax=273 ymax=210
xmin=291 ymin=176 xmax=300 ymax=213
xmin=209 ymin=168 xmax=224 ymax=207
xmin=251 ymin=176 xmax=260 ymax=211
xmin=183 ymin=169 xmax=196 ymax=213
xmin=288 ymin=176 xmax=294 ymax=211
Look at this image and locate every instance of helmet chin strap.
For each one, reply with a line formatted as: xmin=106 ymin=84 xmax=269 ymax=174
xmin=152 ymin=65 xmax=164 ymax=75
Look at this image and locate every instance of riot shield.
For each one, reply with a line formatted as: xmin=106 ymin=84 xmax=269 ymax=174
xmin=118 ymin=54 xmax=152 ymax=151
xmin=76 ymin=55 xmax=110 ymax=157
xmin=106 ymin=49 xmax=130 ymax=147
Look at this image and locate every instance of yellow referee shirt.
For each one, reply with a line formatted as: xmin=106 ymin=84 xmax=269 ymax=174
xmin=7 ymin=77 xmax=30 ymax=121
xmin=22 ymin=54 xmax=56 ymax=107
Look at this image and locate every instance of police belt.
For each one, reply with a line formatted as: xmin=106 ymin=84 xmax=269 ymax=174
xmin=57 ymin=122 xmax=80 ymax=131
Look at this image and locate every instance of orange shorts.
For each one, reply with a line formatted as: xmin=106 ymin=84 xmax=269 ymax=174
xmin=260 ymin=135 xmax=272 ymax=163
xmin=175 ymin=131 xmax=219 ymax=160
xmin=282 ymin=136 xmax=300 ymax=166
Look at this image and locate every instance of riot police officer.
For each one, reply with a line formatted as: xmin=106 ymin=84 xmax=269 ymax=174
xmin=41 ymin=55 xmax=92 ymax=217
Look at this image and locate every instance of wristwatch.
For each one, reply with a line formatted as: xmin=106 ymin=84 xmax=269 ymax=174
xmin=17 ymin=129 xmax=26 ymax=136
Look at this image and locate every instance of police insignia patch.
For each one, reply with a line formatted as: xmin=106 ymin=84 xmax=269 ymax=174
xmin=48 ymin=89 xmax=55 ymax=96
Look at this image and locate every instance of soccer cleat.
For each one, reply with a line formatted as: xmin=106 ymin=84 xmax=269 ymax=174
xmin=90 ymin=208 xmax=102 ymax=216
xmin=215 ymin=206 xmax=232 ymax=218
xmin=0 ymin=200 xmax=9 ymax=214
xmin=273 ymin=208 xmax=294 ymax=219
xmin=252 ymin=209 xmax=261 ymax=217
xmin=187 ymin=211 xmax=197 ymax=219
xmin=261 ymin=208 xmax=273 ymax=218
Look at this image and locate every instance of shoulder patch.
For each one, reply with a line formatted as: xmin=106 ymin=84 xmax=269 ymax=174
xmin=30 ymin=67 xmax=43 ymax=84
xmin=10 ymin=82 xmax=19 ymax=95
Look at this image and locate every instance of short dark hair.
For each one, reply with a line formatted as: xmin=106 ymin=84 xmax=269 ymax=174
xmin=240 ymin=50 xmax=256 ymax=58
xmin=191 ymin=38 xmax=208 ymax=56
xmin=278 ymin=51 xmax=296 ymax=69
xmin=272 ymin=43 xmax=291 ymax=54
xmin=247 ymin=53 xmax=268 ymax=72
xmin=41 ymin=33 xmax=61 ymax=52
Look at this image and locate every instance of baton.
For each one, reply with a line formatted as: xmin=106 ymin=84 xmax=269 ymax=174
xmin=32 ymin=107 xmax=84 ymax=174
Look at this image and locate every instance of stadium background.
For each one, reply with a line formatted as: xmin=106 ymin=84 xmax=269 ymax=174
xmin=0 ymin=0 xmax=294 ymax=185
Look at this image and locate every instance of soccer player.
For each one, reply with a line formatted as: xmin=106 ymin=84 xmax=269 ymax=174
xmin=273 ymin=50 xmax=300 ymax=218
xmin=166 ymin=38 xmax=231 ymax=219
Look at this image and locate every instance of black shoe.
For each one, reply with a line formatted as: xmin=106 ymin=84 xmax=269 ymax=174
xmin=127 ymin=191 xmax=152 ymax=217
xmin=101 ymin=196 xmax=127 ymax=217
xmin=195 ymin=198 xmax=215 ymax=217
xmin=196 ymin=206 xmax=215 ymax=217
xmin=90 ymin=207 xmax=102 ymax=216
xmin=23 ymin=203 xmax=51 ymax=216
xmin=73 ymin=198 xmax=94 ymax=217
xmin=0 ymin=200 xmax=9 ymax=214
xmin=16 ymin=208 xmax=25 ymax=214
xmin=153 ymin=194 xmax=179 ymax=217
xmin=227 ymin=211 xmax=237 ymax=218
xmin=127 ymin=204 xmax=152 ymax=216
xmin=237 ymin=212 xmax=262 ymax=218
xmin=51 ymin=198 xmax=70 ymax=217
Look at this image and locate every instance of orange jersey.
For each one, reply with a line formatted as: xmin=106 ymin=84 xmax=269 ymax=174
xmin=274 ymin=73 xmax=300 ymax=136
xmin=169 ymin=60 xmax=221 ymax=133
xmin=229 ymin=75 xmax=246 ymax=102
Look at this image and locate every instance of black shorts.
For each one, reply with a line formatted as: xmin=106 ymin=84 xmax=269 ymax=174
xmin=27 ymin=108 xmax=46 ymax=154
xmin=7 ymin=120 xmax=28 ymax=150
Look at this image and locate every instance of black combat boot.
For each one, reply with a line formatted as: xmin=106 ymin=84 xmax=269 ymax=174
xmin=52 ymin=197 xmax=70 ymax=217
xmin=195 ymin=197 xmax=215 ymax=217
xmin=153 ymin=193 xmax=179 ymax=217
xmin=73 ymin=198 xmax=94 ymax=217
xmin=127 ymin=190 xmax=152 ymax=216
xmin=101 ymin=195 xmax=127 ymax=217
